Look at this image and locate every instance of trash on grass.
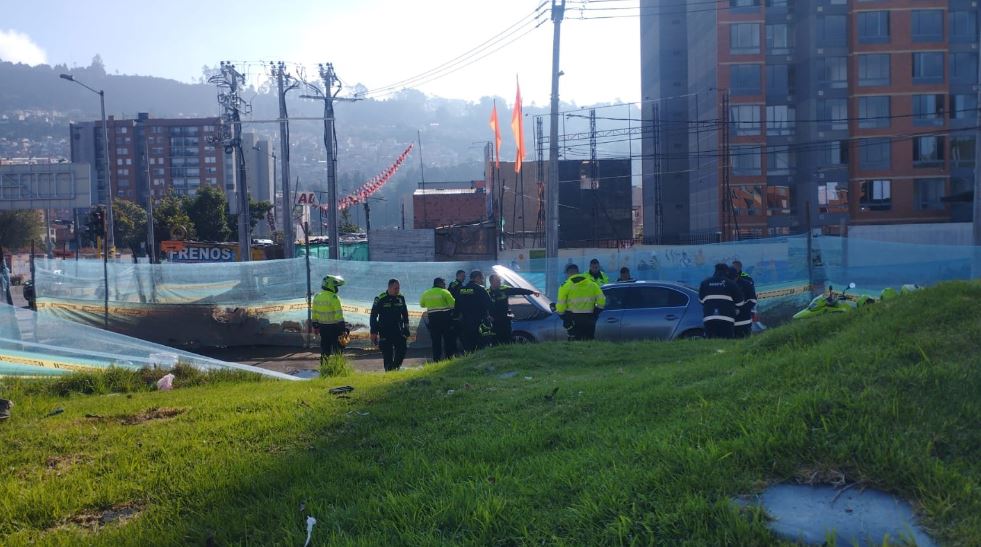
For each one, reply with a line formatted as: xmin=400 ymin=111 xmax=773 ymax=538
xmin=328 ymin=385 xmax=354 ymax=395
xmin=304 ymin=515 xmax=316 ymax=547
xmin=156 ymin=373 xmax=175 ymax=391
xmin=0 ymin=399 xmax=12 ymax=421
xmin=46 ymin=407 xmax=64 ymax=417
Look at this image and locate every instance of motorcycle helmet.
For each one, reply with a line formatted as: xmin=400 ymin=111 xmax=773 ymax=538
xmin=322 ymin=275 xmax=345 ymax=291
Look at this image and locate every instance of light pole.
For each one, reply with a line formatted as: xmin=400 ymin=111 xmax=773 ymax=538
xmin=60 ymin=73 xmax=115 ymax=254
xmin=252 ymin=144 xmax=278 ymax=234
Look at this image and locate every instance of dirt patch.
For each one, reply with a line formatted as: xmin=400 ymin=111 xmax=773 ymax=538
xmin=45 ymin=454 xmax=92 ymax=475
xmin=59 ymin=502 xmax=144 ymax=531
xmin=119 ymin=407 xmax=186 ymax=425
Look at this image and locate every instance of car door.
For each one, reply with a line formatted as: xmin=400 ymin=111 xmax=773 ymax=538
xmin=618 ymin=286 xmax=689 ymax=341
xmin=594 ymin=287 xmax=627 ymax=340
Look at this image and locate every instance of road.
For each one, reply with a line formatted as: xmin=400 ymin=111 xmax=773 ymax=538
xmin=196 ymin=345 xmax=432 ymax=375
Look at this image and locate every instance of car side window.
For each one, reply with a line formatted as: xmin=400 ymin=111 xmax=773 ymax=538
xmin=603 ymin=288 xmax=628 ymax=310
xmin=628 ymin=287 xmax=689 ymax=309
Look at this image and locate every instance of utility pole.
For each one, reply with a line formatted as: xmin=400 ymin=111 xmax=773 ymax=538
xmin=973 ymin=45 xmax=981 ymax=276
xmin=210 ymin=62 xmax=252 ymax=261
xmin=546 ymin=0 xmax=565 ymax=298
xmin=142 ymin=124 xmax=155 ymax=263
xmin=273 ymin=62 xmax=298 ymax=258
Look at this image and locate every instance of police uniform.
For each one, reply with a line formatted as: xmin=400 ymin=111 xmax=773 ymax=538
xmin=556 ymin=275 xmax=606 ymax=340
xmin=370 ymin=291 xmax=409 ymax=371
xmin=734 ymin=272 xmax=757 ymax=338
xmin=446 ymin=278 xmax=465 ymax=355
xmin=488 ymin=284 xmax=535 ymax=345
xmin=453 ymin=281 xmax=493 ymax=352
xmin=311 ymin=276 xmax=345 ymax=361
xmin=587 ymin=269 xmax=610 ymax=286
xmin=419 ymin=286 xmax=456 ymax=362
xmin=698 ymin=273 xmax=744 ymax=339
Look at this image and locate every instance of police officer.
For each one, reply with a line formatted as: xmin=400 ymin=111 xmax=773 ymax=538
xmin=731 ymin=260 xmax=757 ymax=338
xmin=616 ymin=266 xmax=635 ymax=283
xmin=370 ymin=278 xmax=410 ymax=371
xmin=311 ymin=275 xmax=346 ymax=362
xmin=453 ymin=270 xmax=493 ymax=353
xmin=445 ymin=269 xmax=467 ymax=355
xmin=587 ymin=258 xmax=610 ymax=286
xmin=448 ymin=269 xmax=466 ymax=298
xmin=556 ymin=264 xmax=606 ymax=340
xmin=419 ymin=277 xmax=456 ymax=362
xmin=487 ymin=273 xmax=538 ymax=345
xmin=698 ymin=263 xmax=744 ymax=339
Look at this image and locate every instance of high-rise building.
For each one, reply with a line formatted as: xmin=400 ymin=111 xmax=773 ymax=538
xmin=642 ymin=0 xmax=979 ymax=243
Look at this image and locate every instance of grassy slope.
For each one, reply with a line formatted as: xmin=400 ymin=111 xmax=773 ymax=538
xmin=1 ymin=282 xmax=980 ymax=546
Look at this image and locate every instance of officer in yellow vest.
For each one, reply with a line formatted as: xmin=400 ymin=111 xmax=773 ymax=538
xmin=556 ymin=264 xmax=606 ymax=340
xmin=419 ymin=277 xmax=456 ymax=362
xmin=312 ymin=275 xmax=346 ymax=361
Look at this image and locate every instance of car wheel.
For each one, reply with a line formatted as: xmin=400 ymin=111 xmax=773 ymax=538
xmin=678 ymin=329 xmax=705 ymax=340
xmin=512 ymin=332 xmax=535 ymax=344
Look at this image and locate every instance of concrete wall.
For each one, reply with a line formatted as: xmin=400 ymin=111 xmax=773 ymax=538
xmin=368 ymin=229 xmax=435 ymax=261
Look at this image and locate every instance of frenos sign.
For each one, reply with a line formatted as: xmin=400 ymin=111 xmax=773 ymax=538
xmin=161 ymin=241 xmax=238 ymax=263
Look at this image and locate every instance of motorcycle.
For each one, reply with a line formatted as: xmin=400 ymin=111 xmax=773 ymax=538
xmin=792 ymin=283 xmax=872 ymax=320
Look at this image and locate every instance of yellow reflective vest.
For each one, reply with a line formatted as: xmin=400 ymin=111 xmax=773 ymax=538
xmin=311 ymin=290 xmax=343 ymax=324
xmin=556 ymin=275 xmax=606 ymax=314
xmin=419 ymin=287 xmax=456 ymax=312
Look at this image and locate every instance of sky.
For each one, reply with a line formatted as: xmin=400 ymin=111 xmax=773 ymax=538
xmin=0 ymin=0 xmax=640 ymax=106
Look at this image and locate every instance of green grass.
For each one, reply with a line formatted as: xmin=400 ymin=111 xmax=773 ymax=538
xmin=1 ymin=281 xmax=980 ymax=545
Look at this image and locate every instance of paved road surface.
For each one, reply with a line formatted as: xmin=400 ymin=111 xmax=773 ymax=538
xmin=197 ymin=345 xmax=433 ymax=374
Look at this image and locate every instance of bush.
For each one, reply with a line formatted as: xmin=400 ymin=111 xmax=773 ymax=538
xmin=319 ymin=354 xmax=351 ymax=377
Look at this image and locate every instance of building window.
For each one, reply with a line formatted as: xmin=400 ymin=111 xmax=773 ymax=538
xmin=730 ymin=64 xmax=761 ymax=95
xmin=730 ymin=105 xmax=761 ymax=136
xmin=913 ymin=136 xmax=944 ymax=167
xmin=857 ymin=11 xmax=890 ymax=44
xmin=858 ymin=138 xmax=891 ymax=170
xmin=767 ymin=146 xmax=793 ymax=175
xmin=151 ymin=126 xmax=163 ymax=134
xmin=818 ymin=56 xmax=848 ymax=88
xmin=766 ymin=64 xmax=791 ymax=96
xmin=826 ymin=140 xmax=849 ymax=165
xmin=860 ymin=180 xmax=891 ymax=211
xmin=766 ymin=186 xmax=792 ymax=215
xmin=914 ymin=179 xmax=945 ymax=211
xmin=950 ymin=52 xmax=978 ymax=84
xmin=731 ymin=185 xmax=764 ymax=216
xmin=913 ymin=94 xmax=945 ymax=126
xmin=766 ymin=24 xmax=792 ymax=54
xmin=911 ymin=10 xmax=944 ymax=42
xmin=729 ymin=0 xmax=760 ymax=8
xmin=951 ymin=94 xmax=978 ymax=120
xmin=950 ymin=136 xmax=976 ymax=167
xmin=950 ymin=10 xmax=977 ymax=43
xmin=152 ymin=168 xmax=165 ymax=176
xmin=730 ymin=23 xmax=760 ymax=54
xmin=204 ymin=156 xmax=217 ymax=164
xmin=732 ymin=145 xmax=762 ymax=176
xmin=818 ymin=182 xmax=848 ymax=214
xmin=858 ymin=54 xmax=890 ymax=86
xmin=115 ymin=126 xmax=128 ymax=135
xmin=857 ymin=96 xmax=890 ymax=129
xmin=766 ymin=105 xmax=795 ymax=136
xmin=115 ymin=147 xmax=128 ymax=155
xmin=912 ymin=52 xmax=944 ymax=83
xmin=818 ymin=98 xmax=848 ymax=131
xmin=819 ymin=15 xmax=847 ymax=47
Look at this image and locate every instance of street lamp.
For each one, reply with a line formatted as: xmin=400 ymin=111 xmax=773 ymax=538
xmin=61 ymin=73 xmax=113 ymax=328
xmin=60 ymin=73 xmax=115 ymax=253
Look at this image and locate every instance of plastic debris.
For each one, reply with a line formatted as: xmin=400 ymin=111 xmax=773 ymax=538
xmin=45 ymin=407 xmax=64 ymax=417
xmin=0 ymin=399 xmax=12 ymax=421
xmin=156 ymin=373 xmax=175 ymax=391
xmin=328 ymin=385 xmax=354 ymax=395
xmin=497 ymin=371 xmax=518 ymax=379
xmin=304 ymin=515 xmax=316 ymax=547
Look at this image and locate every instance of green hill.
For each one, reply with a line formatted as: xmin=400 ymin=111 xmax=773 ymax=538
xmin=2 ymin=282 xmax=980 ymax=545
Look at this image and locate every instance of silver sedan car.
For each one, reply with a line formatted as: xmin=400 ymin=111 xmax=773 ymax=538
xmin=495 ymin=266 xmax=713 ymax=343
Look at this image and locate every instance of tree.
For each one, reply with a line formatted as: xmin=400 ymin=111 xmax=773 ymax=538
xmin=187 ymin=186 xmax=231 ymax=242
xmin=153 ymin=192 xmax=195 ymax=244
xmin=112 ymin=199 xmax=148 ymax=257
xmin=0 ymin=210 xmax=43 ymax=250
xmin=339 ymin=208 xmax=361 ymax=234
xmin=229 ymin=198 xmax=274 ymax=241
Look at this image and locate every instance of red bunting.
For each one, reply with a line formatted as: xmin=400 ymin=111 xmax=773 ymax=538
xmin=320 ymin=144 xmax=414 ymax=213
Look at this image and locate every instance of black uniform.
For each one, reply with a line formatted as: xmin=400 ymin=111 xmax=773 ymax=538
xmin=488 ymin=285 xmax=535 ymax=345
xmin=698 ymin=274 xmax=744 ymax=339
xmin=446 ymin=279 xmax=465 ymax=356
xmin=733 ymin=272 xmax=757 ymax=338
xmin=454 ymin=281 xmax=493 ymax=353
xmin=370 ymin=292 xmax=409 ymax=371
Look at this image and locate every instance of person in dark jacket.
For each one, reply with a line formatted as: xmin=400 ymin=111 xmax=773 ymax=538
xmin=447 ymin=269 xmax=466 ymax=298
xmin=698 ymin=263 xmax=744 ymax=339
xmin=731 ymin=260 xmax=757 ymax=338
xmin=487 ymin=273 xmax=538 ymax=345
xmin=616 ymin=266 xmax=635 ymax=282
xmin=453 ymin=270 xmax=493 ymax=353
xmin=445 ymin=269 xmax=467 ymax=355
xmin=370 ymin=278 xmax=410 ymax=371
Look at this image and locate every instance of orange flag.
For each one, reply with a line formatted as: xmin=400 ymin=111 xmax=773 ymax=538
xmin=511 ymin=77 xmax=525 ymax=173
xmin=489 ymin=100 xmax=502 ymax=169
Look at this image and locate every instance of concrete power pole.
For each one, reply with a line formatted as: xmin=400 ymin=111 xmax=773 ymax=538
xmin=545 ymin=0 xmax=566 ymax=298
xmin=210 ymin=62 xmax=252 ymax=262
xmin=274 ymin=62 xmax=298 ymax=258
xmin=320 ymin=63 xmax=341 ymax=260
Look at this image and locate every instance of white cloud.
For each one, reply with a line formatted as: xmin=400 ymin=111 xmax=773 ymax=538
xmin=0 ymin=29 xmax=47 ymax=65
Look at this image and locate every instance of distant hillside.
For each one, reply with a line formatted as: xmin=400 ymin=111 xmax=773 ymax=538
xmin=0 ymin=59 xmax=638 ymax=229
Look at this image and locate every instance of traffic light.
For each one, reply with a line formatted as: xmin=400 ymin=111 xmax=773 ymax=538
xmin=89 ymin=209 xmax=106 ymax=238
